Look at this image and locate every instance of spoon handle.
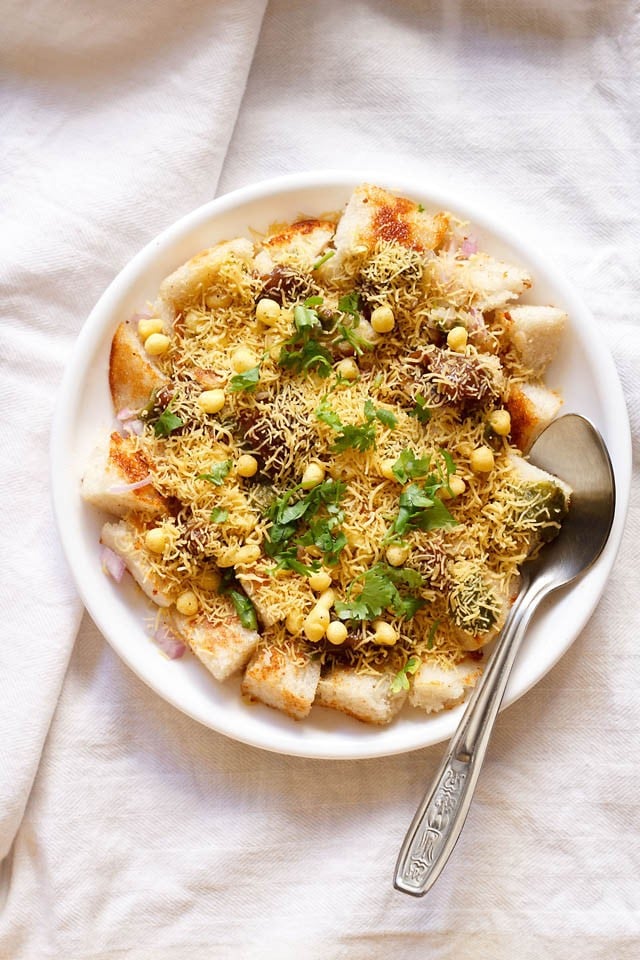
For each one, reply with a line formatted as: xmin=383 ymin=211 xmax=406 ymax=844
xmin=394 ymin=582 xmax=542 ymax=897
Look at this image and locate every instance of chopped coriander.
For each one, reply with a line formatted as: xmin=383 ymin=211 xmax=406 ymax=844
xmin=229 ymin=364 xmax=261 ymax=393
xmin=390 ymin=655 xmax=420 ymax=694
xmin=264 ymin=479 xmax=347 ymax=572
xmin=316 ymin=398 xmax=396 ymax=454
xmin=387 ymin=450 xmax=458 ymax=538
xmin=152 ymin=409 xmax=184 ymax=438
xmin=363 ymin=400 xmax=397 ymax=429
xmin=315 ymin=397 xmax=343 ymax=431
xmin=335 ymin=563 xmax=425 ymax=622
xmin=408 ymin=394 xmax=431 ymax=423
xmin=293 ymin=302 xmax=322 ymax=332
xmin=218 ymin=570 xmax=258 ymax=631
xmin=199 ymin=460 xmax=232 ymax=486
xmin=279 ymin=301 xmax=333 ymax=377
xmin=311 ymin=250 xmax=335 ymax=271
xmin=426 ymin=619 xmax=440 ymax=650
xmin=228 ymin=589 xmax=258 ymax=631
xmin=210 ymin=507 xmax=229 ymax=523
xmin=392 ymin=448 xmax=431 ymax=484
xmin=333 ymin=292 xmax=373 ymax=355
xmin=337 ymin=292 xmax=360 ymax=316
xmin=417 ymin=203 xmax=425 ymax=213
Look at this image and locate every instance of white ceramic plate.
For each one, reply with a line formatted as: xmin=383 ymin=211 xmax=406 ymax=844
xmin=51 ymin=170 xmax=631 ymax=760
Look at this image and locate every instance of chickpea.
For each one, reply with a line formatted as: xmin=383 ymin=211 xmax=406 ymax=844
xmin=447 ymin=326 xmax=468 ymax=352
xmin=326 ymin=621 xmax=348 ymax=645
xmin=138 ymin=317 xmax=164 ymax=340
xmin=370 ymin=305 xmax=395 ymax=333
xmin=236 ymin=454 xmax=258 ymax=478
xmin=487 ymin=409 xmax=511 ymax=437
xmin=336 ymin=357 xmax=359 ymax=381
xmin=198 ymin=389 xmax=225 ymax=414
xmin=144 ymin=333 xmax=171 ymax=356
xmin=301 ymin=462 xmax=326 ymax=489
xmin=373 ymin=620 xmax=397 ymax=646
xmin=255 ymin=298 xmax=281 ymax=325
xmin=145 ymin=528 xmax=168 ymax=554
xmin=234 ymin=544 xmax=261 ymax=565
xmin=176 ymin=591 xmax=199 ymax=616
xmin=308 ymin=570 xmax=332 ymax=592
xmin=470 ymin=445 xmax=495 ymax=473
xmin=380 ymin=459 xmax=398 ymax=481
xmin=385 ymin=543 xmax=409 ymax=567
xmin=231 ymin=346 xmax=257 ymax=373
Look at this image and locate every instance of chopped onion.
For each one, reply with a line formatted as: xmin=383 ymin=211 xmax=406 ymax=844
xmin=108 ymin=476 xmax=152 ymax=494
xmin=101 ymin=546 xmax=125 ymax=583
xmin=461 ymin=236 xmax=478 ymax=257
xmin=122 ymin=418 xmax=144 ymax=437
xmin=116 ymin=407 xmax=135 ymax=421
xmin=153 ymin=623 xmax=186 ymax=659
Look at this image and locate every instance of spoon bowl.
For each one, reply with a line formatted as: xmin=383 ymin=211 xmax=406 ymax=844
xmin=394 ymin=414 xmax=616 ymax=897
xmin=523 ymin=414 xmax=615 ymax=591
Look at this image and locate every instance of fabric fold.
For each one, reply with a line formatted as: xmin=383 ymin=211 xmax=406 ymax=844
xmin=0 ymin=0 xmax=268 ymax=865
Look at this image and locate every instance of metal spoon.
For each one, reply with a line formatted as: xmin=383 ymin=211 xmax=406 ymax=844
xmin=394 ymin=413 xmax=615 ymax=897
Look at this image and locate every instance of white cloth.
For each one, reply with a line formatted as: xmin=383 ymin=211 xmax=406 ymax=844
xmin=1 ymin=1 xmax=639 ymax=957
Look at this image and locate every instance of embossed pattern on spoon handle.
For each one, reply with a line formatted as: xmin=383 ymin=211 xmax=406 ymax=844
xmin=394 ymin=581 xmax=544 ymax=897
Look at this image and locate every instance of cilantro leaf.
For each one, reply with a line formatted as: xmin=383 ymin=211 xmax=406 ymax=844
xmin=210 ymin=508 xmax=229 ymax=523
xmin=153 ymin=409 xmax=184 ymax=438
xmin=388 ymin=449 xmax=459 ymax=537
xmin=293 ymin=302 xmax=322 ymax=332
xmin=229 ymin=365 xmax=261 ymax=393
xmin=375 ymin=407 xmax=398 ymax=429
xmin=426 ymin=619 xmax=440 ymax=650
xmin=218 ymin=570 xmax=258 ymax=630
xmin=331 ymin=421 xmax=377 ymax=453
xmin=264 ymin=479 xmax=347 ymax=571
xmin=199 ymin=460 xmax=232 ymax=486
xmin=408 ymin=394 xmax=431 ymax=423
xmin=337 ymin=292 xmax=360 ymax=316
xmin=316 ymin=399 xmax=396 ymax=454
xmin=392 ymin=449 xmax=431 ymax=484
xmin=228 ymin=589 xmax=258 ymax=631
xmin=335 ymin=563 xmax=425 ymax=623
xmin=390 ymin=655 xmax=421 ymax=694
xmin=315 ymin=397 xmax=343 ymax=431
xmin=417 ymin=203 xmax=425 ymax=213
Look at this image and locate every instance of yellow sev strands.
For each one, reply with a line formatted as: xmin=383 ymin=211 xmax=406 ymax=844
xmin=131 ymin=225 xmax=549 ymax=677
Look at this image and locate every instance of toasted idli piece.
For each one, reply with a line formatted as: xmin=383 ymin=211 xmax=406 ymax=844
xmin=109 ymin=319 xmax=167 ymax=414
xmin=158 ymin=238 xmax=255 ymax=315
xmin=409 ymin=658 xmax=483 ymax=714
xmin=241 ymin=642 xmax=321 ymax=720
xmin=498 ymin=304 xmax=567 ymax=376
xmin=504 ymin=452 xmax=571 ymax=550
xmin=507 ymin=381 xmax=562 ymax=452
xmin=452 ymin=253 xmax=532 ymax=311
xmin=315 ymin=668 xmax=407 ymax=725
xmin=101 ymin=519 xmax=174 ymax=607
xmin=257 ymin=218 xmax=336 ymax=273
xmin=508 ymin=452 xmax=572 ymax=505
xmin=82 ymin=432 xmax=167 ymax=519
xmin=448 ymin=564 xmax=514 ymax=652
xmin=170 ymin=608 xmax=259 ymax=681
xmin=326 ymin=183 xmax=451 ymax=276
